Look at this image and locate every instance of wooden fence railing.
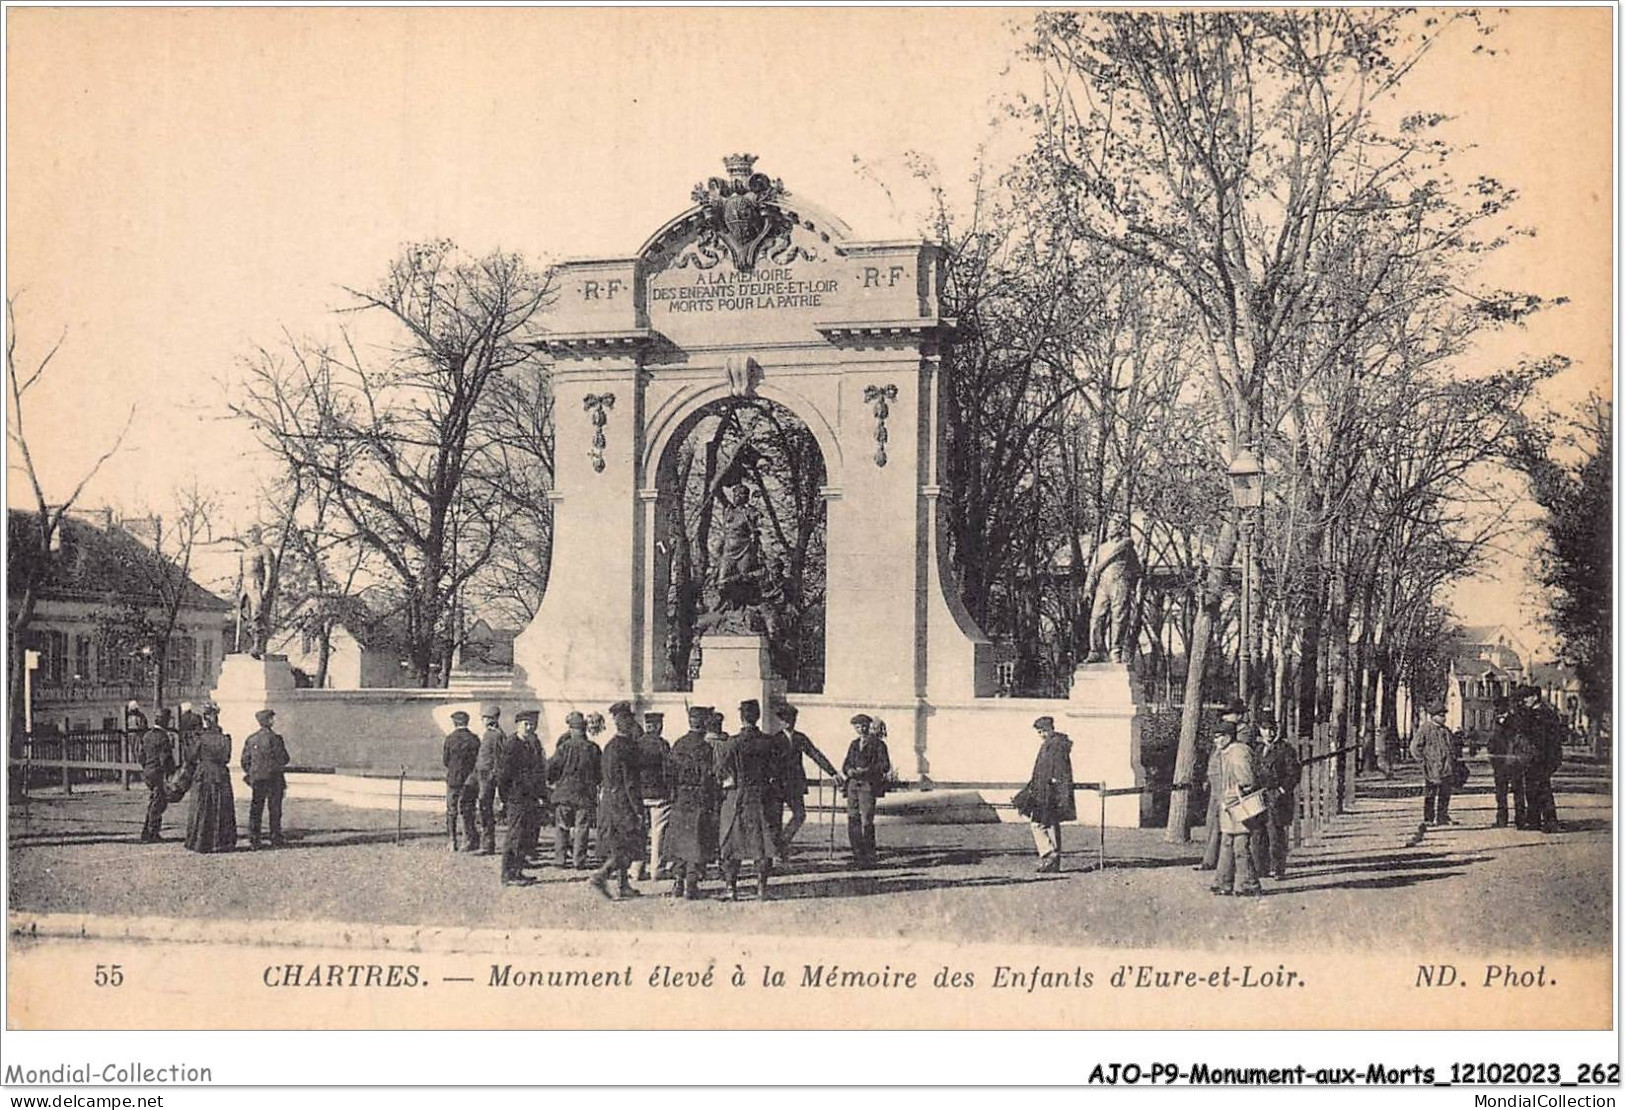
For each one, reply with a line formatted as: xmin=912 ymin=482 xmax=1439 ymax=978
xmin=8 ymin=730 xmax=145 ymax=792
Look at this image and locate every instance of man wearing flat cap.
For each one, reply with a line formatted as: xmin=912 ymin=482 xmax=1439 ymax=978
xmin=666 ymin=705 xmax=719 ymax=898
xmin=589 ymin=701 xmax=646 ymax=900
xmin=241 ymin=708 xmax=291 ymax=849
xmin=474 ymin=703 xmax=506 ymax=855
xmin=442 ymin=710 xmax=481 ymax=852
xmin=1409 ymin=700 xmax=1457 ymax=827
xmin=498 ymin=709 xmax=543 ymax=885
xmin=511 ymin=710 xmax=548 ymax=862
xmin=547 ymin=710 xmax=602 ymax=869
xmin=1014 ymin=715 xmax=1075 ymax=872
xmin=840 ymin=714 xmax=891 ymax=867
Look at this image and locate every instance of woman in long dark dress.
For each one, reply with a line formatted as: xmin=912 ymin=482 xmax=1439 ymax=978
xmin=185 ymin=711 xmax=238 ymax=853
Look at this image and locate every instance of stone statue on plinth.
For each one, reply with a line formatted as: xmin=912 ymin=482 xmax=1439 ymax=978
xmin=1087 ymin=522 xmax=1141 ymax=665
xmin=234 ymin=525 xmax=277 ymax=657
xmin=700 ymin=483 xmax=769 ymax=636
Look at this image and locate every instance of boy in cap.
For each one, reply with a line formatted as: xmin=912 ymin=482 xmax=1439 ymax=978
xmin=1015 ymin=715 xmax=1075 ymax=872
xmin=839 ymin=714 xmax=891 ymax=867
xmin=442 ymin=710 xmax=481 ymax=852
xmin=241 ymin=708 xmax=291 ymax=849
xmin=474 ymin=704 xmax=506 ymax=854
xmin=547 ymin=710 xmax=601 ymax=868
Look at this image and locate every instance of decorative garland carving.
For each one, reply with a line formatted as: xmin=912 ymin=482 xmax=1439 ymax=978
xmin=863 ymin=384 xmax=898 ymax=467
xmin=583 ymin=392 xmax=615 ymax=473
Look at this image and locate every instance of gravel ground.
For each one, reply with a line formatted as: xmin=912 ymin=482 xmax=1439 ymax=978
xmin=7 ymin=758 xmax=1611 ymax=954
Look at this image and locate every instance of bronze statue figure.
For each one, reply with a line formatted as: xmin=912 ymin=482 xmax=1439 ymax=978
xmin=1087 ymin=522 xmax=1141 ymax=665
xmin=235 ymin=525 xmax=277 ymax=657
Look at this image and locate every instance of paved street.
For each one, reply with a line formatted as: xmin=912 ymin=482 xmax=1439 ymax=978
xmin=7 ymin=755 xmax=1611 ymax=954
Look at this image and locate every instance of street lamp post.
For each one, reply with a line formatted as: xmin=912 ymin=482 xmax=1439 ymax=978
xmin=1227 ymin=446 xmax=1265 ymax=716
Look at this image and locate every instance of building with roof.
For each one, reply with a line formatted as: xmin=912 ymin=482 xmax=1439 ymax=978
xmin=267 ymin=593 xmax=417 ymax=689
xmin=7 ymin=508 xmax=231 ymax=732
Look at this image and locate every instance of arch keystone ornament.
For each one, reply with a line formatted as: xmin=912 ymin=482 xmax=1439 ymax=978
xmin=508 ymin=155 xmax=1146 ymax=827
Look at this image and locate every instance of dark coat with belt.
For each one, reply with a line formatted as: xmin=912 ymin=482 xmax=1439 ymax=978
xmin=1015 ymin=732 xmax=1076 ymax=825
xmin=840 ymin=736 xmax=892 ymax=797
xmin=240 ymin=728 xmax=290 ymax=785
xmin=665 ymin=729 xmax=718 ymax=864
xmin=596 ymin=731 xmax=645 ymax=857
xmin=547 ymin=732 xmax=602 ymax=808
xmin=442 ymin=727 xmax=481 ymax=789
xmin=718 ymin=724 xmax=778 ymax=860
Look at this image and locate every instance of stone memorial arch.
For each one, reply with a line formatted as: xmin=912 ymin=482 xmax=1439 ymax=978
xmin=512 ymin=155 xmax=994 ymax=712
xmin=509 ymin=156 xmax=1145 ymax=823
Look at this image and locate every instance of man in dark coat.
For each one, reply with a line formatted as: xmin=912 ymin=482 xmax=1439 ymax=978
xmin=1520 ymin=686 xmax=1566 ymax=832
xmin=240 ymin=708 xmax=291 ymax=849
xmin=773 ymin=703 xmax=838 ymax=859
xmin=498 ymin=709 xmax=542 ymax=885
xmin=717 ymin=699 xmax=779 ymax=900
xmin=1015 ymin=715 xmax=1075 ymax=873
xmin=840 ymin=713 xmax=892 ymax=868
xmin=138 ymin=709 xmax=176 ymax=843
xmin=442 ymin=710 xmax=481 ymax=852
xmin=634 ymin=711 xmax=673 ymax=882
xmin=589 ymin=702 xmax=646 ymax=901
xmin=547 ymin=711 xmax=602 ymax=869
xmin=665 ymin=705 xmax=718 ymax=899
xmin=511 ymin=709 xmax=548 ymax=861
xmin=1251 ymin=711 xmax=1300 ymax=879
xmin=473 ymin=704 xmax=507 ymax=855
xmin=1409 ymin=702 xmax=1457 ymax=826
xmin=1486 ymin=696 xmax=1527 ymax=829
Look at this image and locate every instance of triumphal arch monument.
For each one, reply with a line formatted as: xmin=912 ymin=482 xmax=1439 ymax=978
xmin=510 ymin=155 xmax=1145 ymax=822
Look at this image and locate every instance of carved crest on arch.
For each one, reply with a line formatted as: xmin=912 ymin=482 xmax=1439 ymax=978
xmin=641 ymin=155 xmax=833 ymax=274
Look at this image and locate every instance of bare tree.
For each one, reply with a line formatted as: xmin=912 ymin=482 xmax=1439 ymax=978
xmin=6 ymin=294 xmax=135 ymax=733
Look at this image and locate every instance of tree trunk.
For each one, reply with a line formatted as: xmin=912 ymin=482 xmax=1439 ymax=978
xmin=1165 ymin=517 xmax=1240 ymax=843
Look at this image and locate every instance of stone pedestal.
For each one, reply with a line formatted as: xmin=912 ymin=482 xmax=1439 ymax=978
xmin=211 ymin=653 xmax=297 ymax=748
xmin=1065 ymin=662 xmax=1146 ymax=827
xmin=690 ymin=634 xmax=785 ymax=731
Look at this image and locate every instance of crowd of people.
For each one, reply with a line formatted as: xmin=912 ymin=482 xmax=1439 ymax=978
xmin=443 ymin=698 xmax=895 ymax=901
xmin=131 ymin=701 xmax=291 ymax=853
xmin=121 ymin=681 xmax=1574 ymax=898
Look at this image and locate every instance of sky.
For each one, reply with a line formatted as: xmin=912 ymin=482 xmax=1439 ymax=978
xmin=5 ymin=7 xmax=1613 ymax=653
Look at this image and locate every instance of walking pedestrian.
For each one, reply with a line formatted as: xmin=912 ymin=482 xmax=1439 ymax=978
xmin=1014 ymin=715 xmax=1075 ymax=873
xmin=241 ymin=708 xmax=291 ymax=849
xmin=1410 ymin=702 xmax=1456 ymax=827
xmin=840 ymin=714 xmax=891 ymax=867
xmin=442 ymin=710 xmax=481 ymax=852
xmin=547 ymin=711 xmax=601 ymax=869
